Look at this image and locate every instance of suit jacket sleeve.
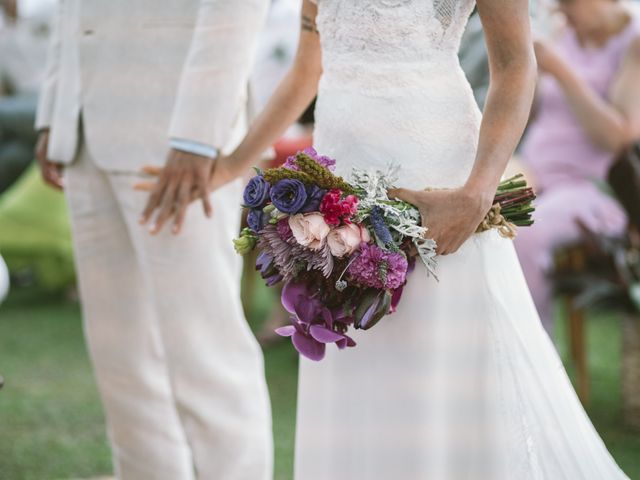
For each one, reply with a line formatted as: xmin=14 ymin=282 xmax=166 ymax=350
xmin=35 ymin=1 xmax=63 ymax=130
xmin=168 ymin=0 xmax=269 ymax=150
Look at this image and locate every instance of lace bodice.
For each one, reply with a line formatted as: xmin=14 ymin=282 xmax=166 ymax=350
xmin=314 ymin=0 xmax=476 ymax=70
xmin=311 ymin=0 xmax=481 ymax=190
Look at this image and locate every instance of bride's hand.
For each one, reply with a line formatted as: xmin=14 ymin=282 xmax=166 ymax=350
xmin=134 ymin=153 xmax=244 ymax=202
xmin=388 ymin=186 xmax=493 ymax=255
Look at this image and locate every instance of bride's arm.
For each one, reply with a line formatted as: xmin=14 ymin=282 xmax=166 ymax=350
xmin=464 ymin=0 xmax=537 ymax=203
xmin=215 ymin=0 xmax=322 ymax=185
xmin=390 ymin=0 xmax=536 ymax=255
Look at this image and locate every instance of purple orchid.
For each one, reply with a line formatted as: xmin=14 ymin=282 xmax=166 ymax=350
xmin=275 ymin=282 xmax=356 ymax=361
xmin=389 ymin=285 xmax=404 ymax=314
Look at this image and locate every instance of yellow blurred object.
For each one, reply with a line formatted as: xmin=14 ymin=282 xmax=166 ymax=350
xmin=0 ymin=164 xmax=75 ymax=290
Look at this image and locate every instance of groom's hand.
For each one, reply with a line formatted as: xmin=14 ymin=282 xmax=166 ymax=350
xmin=35 ymin=129 xmax=65 ymax=191
xmin=139 ymin=149 xmax=215 ymax=235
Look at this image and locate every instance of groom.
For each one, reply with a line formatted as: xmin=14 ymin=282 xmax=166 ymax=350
xmin=34 ymin=0 xmax=272 ymax=478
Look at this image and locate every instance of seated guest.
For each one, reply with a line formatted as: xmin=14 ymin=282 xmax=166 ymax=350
xmin=515 ymin=0 xmax=640 ymax=336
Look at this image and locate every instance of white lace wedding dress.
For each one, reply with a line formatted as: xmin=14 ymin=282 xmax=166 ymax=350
xmin=295 ymin=1 xmax=630 ymax=479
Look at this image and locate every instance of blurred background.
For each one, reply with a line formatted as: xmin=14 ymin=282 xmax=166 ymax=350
xmin=1 ymin=0 xmax=640 ymax=479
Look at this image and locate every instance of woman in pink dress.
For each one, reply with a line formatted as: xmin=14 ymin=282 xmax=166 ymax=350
xmin=515 ymin=0 xmax=640 ymax=334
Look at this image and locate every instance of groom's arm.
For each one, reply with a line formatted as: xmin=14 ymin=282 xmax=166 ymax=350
xmin=140 ymin=0 xmax=269 ymax=234
xmin=34 ymin=0 xmax=65 ymax=190
xmin=35 ymin=0 xmax=63 ymax=131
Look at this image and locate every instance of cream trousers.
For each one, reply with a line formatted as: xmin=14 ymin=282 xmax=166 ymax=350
xmin=64 ymin=141 xmax=273 ymax=479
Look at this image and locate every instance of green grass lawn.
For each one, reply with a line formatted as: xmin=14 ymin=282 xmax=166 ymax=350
xmin=0 ymin=288 xmax=639 ymax=480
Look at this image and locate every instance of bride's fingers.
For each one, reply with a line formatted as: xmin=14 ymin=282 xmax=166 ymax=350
xmin=387 ymin=188 xmax=417 ymax=205
xmin=133 ymin=181 xmax=156 ymax=192
xmin=438 ymin=241 xmax=452 ymax=255
xmin=141 ymin=165 xmax=163 ymax=176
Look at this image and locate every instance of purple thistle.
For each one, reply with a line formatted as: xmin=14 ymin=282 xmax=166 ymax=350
xmin=368 ymin=206 xmax=394 ymax=247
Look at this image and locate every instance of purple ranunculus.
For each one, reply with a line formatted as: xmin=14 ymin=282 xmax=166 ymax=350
xmin=301 ymin=185 xmax=327 ymax=213
xmin=243 ymin=175 xmax=271 ymax=209
xmin=275 ymin=281 xmax=356 ymax=361
xmin=270 ymin=179 xmax=308 ymax=214
xmin=247 ymin=209 xmax=269 ymax=233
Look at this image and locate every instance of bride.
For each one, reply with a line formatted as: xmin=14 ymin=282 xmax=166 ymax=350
xmin=144 ymin=0 xmax=629 ymax=478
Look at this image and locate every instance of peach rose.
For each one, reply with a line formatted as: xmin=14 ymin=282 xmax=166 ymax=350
xmin=327 ymin=224 xmax=371 ymax=258
xmin=288 ymin=213 xmax=331 ymax=250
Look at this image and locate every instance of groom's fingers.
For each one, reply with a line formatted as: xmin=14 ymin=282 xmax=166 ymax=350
xmin=141 ymin=165 xmax=162 ymax=176
xmin=133 ymin=181 xmax=155 ymax=192
xmin=150 ymin=177 xmax=180 ymax=234
xmin=140 ymin=176 xmax=169 ymax=224
xmin=173 ymin=173 xmax=193 ymax=235
xmin=196 ymin=167 xmax=213 ymax=218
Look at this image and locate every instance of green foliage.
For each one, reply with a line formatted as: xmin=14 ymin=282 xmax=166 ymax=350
xmin=0 ymin=290 xmax=111 ymax=479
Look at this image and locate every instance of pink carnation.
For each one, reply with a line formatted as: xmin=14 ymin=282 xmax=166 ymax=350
xmin=320 ymin=189 xmax=359 ymax=227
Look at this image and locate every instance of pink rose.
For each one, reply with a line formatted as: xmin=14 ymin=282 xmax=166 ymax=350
xmin=288 ymin=213 xmax=331 ymax=250
xmin=360 ymin=225 xmax=371 ymax=243
xmin=327 ymin=224 xmax=371 ymax=258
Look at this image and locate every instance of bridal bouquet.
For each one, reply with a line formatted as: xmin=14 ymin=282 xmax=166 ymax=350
xmin=234 ymin=148 xmax=535 ymax=361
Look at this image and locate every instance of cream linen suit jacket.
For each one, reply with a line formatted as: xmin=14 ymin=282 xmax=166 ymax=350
xmin=35 ymin=0 xmax=268 ymax=171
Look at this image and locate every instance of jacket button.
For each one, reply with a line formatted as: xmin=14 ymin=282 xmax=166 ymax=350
xmin=83 ymin=29 xmax=94 ymax=36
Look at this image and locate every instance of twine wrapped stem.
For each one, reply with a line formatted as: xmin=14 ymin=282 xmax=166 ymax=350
xmin=476 ymin=203 xmax=518 ymax=239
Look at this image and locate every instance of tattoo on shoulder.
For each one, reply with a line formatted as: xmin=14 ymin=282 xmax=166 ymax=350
xmin=301 ymin=14 xmax=319 ymax=34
